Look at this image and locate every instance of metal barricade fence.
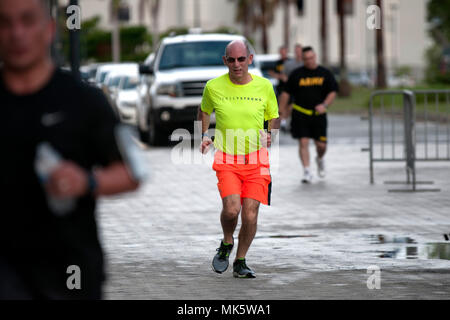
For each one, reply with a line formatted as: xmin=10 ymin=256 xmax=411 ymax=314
xmin=367 ymin=89 xmax=450 ymax=192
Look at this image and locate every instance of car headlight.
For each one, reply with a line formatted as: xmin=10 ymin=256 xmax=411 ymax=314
xmin=156 ymin=83 xmax=182 ymax=97
xmin=121 ymin=102 xmax=137 ymax=108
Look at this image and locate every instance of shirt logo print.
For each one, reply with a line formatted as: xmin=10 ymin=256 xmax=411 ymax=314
xmin=221 ymin=96 xmax=263 ymax=102
xmin=299 ymin=77 xmax=325 ymax=87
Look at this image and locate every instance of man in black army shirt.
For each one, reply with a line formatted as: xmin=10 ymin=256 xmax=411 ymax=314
xmin=279 ymin=47 xmax=338 ymax=184
xmin=0 ymin=0 xmax=139 ymax=299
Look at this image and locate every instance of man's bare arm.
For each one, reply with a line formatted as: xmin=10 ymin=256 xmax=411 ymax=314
xmin=197 ymin=106 xmax=211 ymax=134
xmin=48 ymin=161 xmax=139 ymax=198
xmin=268 ymin=117 xmax=280 ymax=132
xmin=94 ymin=162 xmax=139 ymax=196
xmin=324 ymin=91 xmax=337 ymax=107
xmin=278 ymin=91 xmax=291 ymax=120
xmin=315 ymin=91 xmax=337 ymax=115
xmin=197 ymin=106 xmax=213 ymax=154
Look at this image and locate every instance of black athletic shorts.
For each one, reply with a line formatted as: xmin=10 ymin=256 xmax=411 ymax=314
xmin=290 ymin=110 xmax=328 ymax=143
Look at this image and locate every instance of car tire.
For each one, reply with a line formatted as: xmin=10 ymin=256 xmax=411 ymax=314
xmin=138 ymin=126 xmax=149 ymax=143
xmin=148 ymin=112 xmax=167 ymax=146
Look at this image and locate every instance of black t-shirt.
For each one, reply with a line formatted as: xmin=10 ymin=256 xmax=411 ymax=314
xmin=0 ymin=69 xmax=122 ymax=298
xmin=285 ymin=66 xmax=338 ymax=110
xmin=274 ymin=58 xmax=288 ymax=93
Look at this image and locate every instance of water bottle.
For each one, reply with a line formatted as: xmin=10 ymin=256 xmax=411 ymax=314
xmin=114 ymin=125 xmax=149 ymax=183
xmin=34 ymin=142 xmax=75 ymax=216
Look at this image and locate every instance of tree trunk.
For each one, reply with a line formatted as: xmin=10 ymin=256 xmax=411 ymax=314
xmin=338 ymin=0 xmax=351 ymax=97
xmin=376 ymin=0 xmax=387 ymax=88
xmin=112 ymin=12 xmax=120 ymax=62
xmin=243 ymin=4 xmax=251 ymax=40
xmin=320 ymin=0 xmax=328 ymax=66
xmin=111 ymin=0 xmax=120 ymax=63
xmin=283 ymin=0 xmax=290 ymax=49
xmin=151 ymin=0 xmax=160 ymax=51
xmin=260 ymin=0 xmax=269 ymax=53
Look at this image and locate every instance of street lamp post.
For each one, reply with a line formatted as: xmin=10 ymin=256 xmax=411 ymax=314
xmin=69 ymin=0 xmax=81 ymax=80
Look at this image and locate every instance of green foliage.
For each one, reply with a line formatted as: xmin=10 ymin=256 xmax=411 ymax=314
xmin=394 ymin=65 xmax=413 ymax=78
xmin=424 ymin=44 xmax=450 ymax=85
xmin=58 ymin=14 xmax=152 ymax=64
xmin=120 ymin=26 xmax=152 ymax=62
xmin=427 ymin=0 xmax=450 ymax=43
xmin=426 ymin=0 xmax=450 ymax=85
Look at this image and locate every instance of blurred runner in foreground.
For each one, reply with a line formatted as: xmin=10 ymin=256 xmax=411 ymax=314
xmin=0 ymin=0 xmax=140 ymax=299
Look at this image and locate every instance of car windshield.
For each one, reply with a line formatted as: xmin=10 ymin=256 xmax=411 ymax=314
xmin=99 ymin=71 xmax=109 ymax=83
xmin=108 ymin=76 xmax=122 ymax=88
xmin=158 ymin=41 xmax=255 ymax=70
xmin=122 ymin=77 xmax=139 ymax=90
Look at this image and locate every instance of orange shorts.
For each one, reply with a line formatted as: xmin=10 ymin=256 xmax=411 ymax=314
xmin=213 ymin=148 xmax=272 ymax=206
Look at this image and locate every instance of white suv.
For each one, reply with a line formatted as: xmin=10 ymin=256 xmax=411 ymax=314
xmin=138 ymin=33 xmax=262 ymax=145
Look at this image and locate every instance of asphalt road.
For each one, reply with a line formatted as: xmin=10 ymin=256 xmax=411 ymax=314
xmin=97 ymin=114 xmax=450 ymax=300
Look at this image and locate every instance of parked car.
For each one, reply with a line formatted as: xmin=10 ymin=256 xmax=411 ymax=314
xmin=99 ymin=66 xmax=138 ymax=118
xmin=95 ymin=63 xmax=137 ymax=88
xmin=254 ymin=54 xmax=280 ymax=88
xmin=114 ymin=75 xmax=141 ymax=126
xmin=138 ymin=33 xmax=263 ymax=145
xmin=347 ymin=71 xmax=373 ymax=87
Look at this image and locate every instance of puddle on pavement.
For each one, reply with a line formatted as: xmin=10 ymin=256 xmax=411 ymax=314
xmin=369 ymin=234 xmax=417 ymax=244
xmin=370 ymin=235 xmax=450 ymax=260
xmin=255 ymin=235 xmax=318 ymax=239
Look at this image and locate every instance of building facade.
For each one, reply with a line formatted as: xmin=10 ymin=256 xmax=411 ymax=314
xmin=63 ymin=0 xmax=431 ymax=75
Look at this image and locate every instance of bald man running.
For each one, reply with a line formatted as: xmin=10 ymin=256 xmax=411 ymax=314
xmin=198 ymin=40 xmax=280 ymax=278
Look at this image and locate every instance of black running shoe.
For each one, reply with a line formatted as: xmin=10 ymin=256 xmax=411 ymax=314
xmin=212 ymin=240 xmax=233 ymax=274
xmin=233 ymin=259 xmax=256 ymax=278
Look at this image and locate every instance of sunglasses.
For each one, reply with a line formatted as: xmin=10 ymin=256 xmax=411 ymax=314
xmin=226 ymin=56 xmax=247 ymax=63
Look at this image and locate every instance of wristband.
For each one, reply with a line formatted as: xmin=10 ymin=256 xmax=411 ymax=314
xmin=201 ymin=132 xmax=209 ymax=139
xmin=87 ymin=172 xmax=98 ymax=195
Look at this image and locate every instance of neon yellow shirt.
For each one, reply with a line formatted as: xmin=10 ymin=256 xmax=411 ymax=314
xmin=201 ymin=73 xmax=279 ymax=155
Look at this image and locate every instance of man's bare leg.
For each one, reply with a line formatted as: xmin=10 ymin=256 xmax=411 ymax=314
xmin=221 ymin=194 xmax=241 ymax=245
xmin=314 ymin=140 xmax=327 ymax=177
xmin=299 ymin=138 xmax=310 ymax=168
xmin=300 ymin=138 xmax=313 ymax=183
xmin=235 ymin=198 xmax=260 ymax=260
xmin=314 ymin=140 xmax=327 ymax=159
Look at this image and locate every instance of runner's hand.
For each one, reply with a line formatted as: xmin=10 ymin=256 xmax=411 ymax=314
xmin=315 ymin=104 xmax=327 ymax=115
xmin=200 ymin=136 xmax=213 ymax=154
xmin=47 ymin=161 xmax=89 ymax=198
xmin=259 ymin=130 xmax=271 ymax=148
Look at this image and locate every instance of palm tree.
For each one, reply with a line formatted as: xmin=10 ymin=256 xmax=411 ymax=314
xmin=232 ymin=0 xmax=254 ymax=40
xmin=110 ymin=0 xmax=121 ymax=62
xmin=337 ymin=0 xmax=351 ymax=96
xmin=138 ymin=0 xmax=161 ymax=51
xmin=320 ymin=0 xmax=328 ymax=66
xmin=280 ymin=0 xmax=297 ymax=49
xmin=253 ymin=0 xmax=278 ymax=53
xmin=376 ymin=0 xmax=387 ymax=88
xmin=231 ymin=0 xmax=277 ymax=53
